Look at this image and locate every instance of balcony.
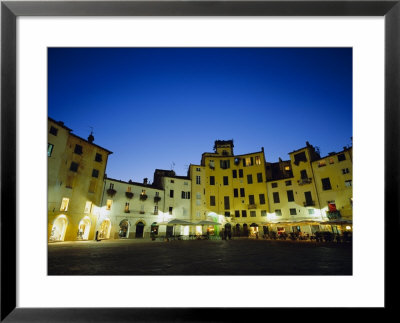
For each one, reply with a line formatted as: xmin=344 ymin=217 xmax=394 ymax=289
xmin=303 ymin=201 xmax=315 ymax=207
xmin=106 ymin=188 xmax=117 ymax=197
xmin=154 ymin=196 xmax=161 ymax=203
xmin=327 ymin=211 xmax=341 ymax=220
xmin=248 ymin=204 xmax=257 ymax=209
xmin=297 ymin=178 xmax=312 ymax=185
xmin=125 ymin=192 xmax=134 ymax=199
xmin=139 ymin=194 xmax=148 ymax=201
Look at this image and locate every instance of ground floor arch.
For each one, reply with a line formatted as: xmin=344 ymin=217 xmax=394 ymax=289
xmin=49 ymin=215 xmax=68 ymax=242
xmin=135 ymin=221 xmax=145 ymax=238
xmin=77 ymin=216 xmax=91 ymax=240
xmin=119 ymin=219 xmax=130 ymax=238
xmin=99 ymin=218 xmax=111 ymax=240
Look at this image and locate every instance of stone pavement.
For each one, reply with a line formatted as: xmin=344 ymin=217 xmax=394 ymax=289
xmin=48 ymin=238 xmax=352 ymax=275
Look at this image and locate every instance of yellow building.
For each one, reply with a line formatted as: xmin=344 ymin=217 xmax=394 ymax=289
xmin=266 ymin=142 xmax=352 ymax=236
xmin=48 ymin=117 xmax=112 ymax=242
xmin=190 ymin=140 xmax=270 ymax=237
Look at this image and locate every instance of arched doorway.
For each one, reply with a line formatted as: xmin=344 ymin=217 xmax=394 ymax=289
xmin=49 ymin=215 xmax=68 ymax=242
xmin=235 ymin=224 xmax=241 ymax=237
xmin=135 ymin=221 xmax=145 ymax=238
xmin=119 ymin=219 xmax=130 ymax=238
xmin=99 ymin=218 xmax=111 ymax=240
xmin=77 ymin=216 xmax=91 ymax=240
xmin=243 ymin=223 xmax=249 ymax=237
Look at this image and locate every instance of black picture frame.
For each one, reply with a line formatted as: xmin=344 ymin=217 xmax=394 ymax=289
xmin=1 ymin=0 xmax=397 ymax=321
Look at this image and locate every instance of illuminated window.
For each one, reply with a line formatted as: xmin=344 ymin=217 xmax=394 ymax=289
xmin=255 ymin=156 xmax=261 ymax=165
xmin=69 ymin=162 xmax=79 ymax=172
xmin=125 ymin=202 xmax=130 ymax=213
xmin=106 ymin=199 xmax=112 ymax=210
xmin=74 ymin=144 xmax=83 ymax=155
xmin=60 ymin=198 xmax=69 ymax=211
xmin=196 ymin=176 xmax=201 ymax=184
xmin=290 ymin=208 xmax=297 ymax=215
xmin=318 ymin=160 xmax=326 ymax=167
xmin=95 ymin=153 xmax=102 ymax=162
xmin=275 ymin=209 xmax=282 ymax=216
xmin=250 ymin=211 xmax=256 ymax=217
xmin=49 ymin=126 xmax=58 ymax=136
xmin=127 ymin=186 xmax=132 ymax=192
xmin=84 ymin=201 xmax=92 ymax=214
xmin=141 ymin=189 xmax=146 ymax=195
xmin=284 ymin=166 xmax=290 ymax=171
xmin=48 ymin=143 xmax=54 ymax=157
xmin=244 ymin=157 xmax=253 ymax=166
xmin=329 ymin=157 xmax=335 ymax=164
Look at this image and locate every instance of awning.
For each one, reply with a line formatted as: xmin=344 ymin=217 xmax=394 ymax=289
xmin=168 ymin=219 xmax=195 ymax=225
xmin=196 ymin=220 xmax=221 ymax=225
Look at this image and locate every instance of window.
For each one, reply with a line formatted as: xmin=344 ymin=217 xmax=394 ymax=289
xmin=169 ymin=207 xmax=173 ymax=215
xmin=224 ymin=196 xmax=230 ymax=209
xmin=210 ymin=176 xmax=215 ymax=185
xmin=220 ymin=160 xmax=230 ymax=169
xmin=196 ymin=176 xmax=201 ymax=184
xmin=342 ymin=168 xmax=350 ymax=174
xmin=48 ymin=143 xmax=54 ymax=157
xmin=275 ymin=209 xmax=282 ymax=216
xmin=95 ymin=153 xmax=102 ymax=162
xmin=238 ymin=169 xmax=243 ymax=178
xmin=271 ymin=182 xmax=278 ymax=188
xmin=196 ymin=192 xmax=201 ymax=199
xmin=240 ymin=188 xmax=245 ymax=197
xmin=127 ymin=186 xmax=132 ymax=192
xmin=234 ymin=189 xmax=239 ymax=198
xmin=345 ymin=180 xmax=352 ymax=187
xmin=242 ymin=210 xmax=247 ymax=217
xmin=294 ymin=151 xmax=307 ymax=164
xmin=60 ymin=198 xmax=69 ymax=211
xmin=196 ymin=167 xmax=201 ymax=171
xmin=209 ymin=160 xmax=215 ymax=169
xmin=338 ymin=153 xmax=346 ymax=162
xmin=171 ymin=179 xmax=174 ymax=183
xmin=49 ymin=126 xmax=58 ymax=136
xmin=154 ymin=205 xmax=158 ymax=214
xmin=125 ymin=202 xmax=130 ymax=213
xmin=196 ymin=211 xmax=201 ymax=218
xmin=308 ymin=209 xmax=315 ymax=215
xmin=261 ymin=210 xmax=267 ymax=217
xmin=304 ymin=191 xmax=313 ymax=205
xmin=290 ymin=208 xmax=297 ymax=215
xmin=92 ymin=169 xmax=99 ymax=178
xmin=285 ymin=180 xmax=292 ymax=186
xmin=250 ymin=211 xmax=256 ymax=217
xmin=257 ymin=173 xmax=263 ymax=183
xmin=284 ymin=166 xmax=290 ymax=171
xmin=106 ymin=199 xmax=112 ymax=210
xmin=255 ymin=156 xmax=261 ymax=165
xmin=235 ymin=210 xmax=240 ymax=217
xmin=223 ymin=176 xmax=229 ymax=185
xmin=88 ymin=180 xmax=97 ymax=193
xmin=300 ymin=170 xmax=308 ymax=179
xmin=232 ymin=170 xmax=237 ymax=178
xmin=244 ymin=157 xmax=253 ymax=166
xmin=69 ymin=162 xmax=79 ymax=172
xmin=318 ymin=160 xmax=326 ymax=167
xmin=84 ymin=201 xmax=92 ymax=214
xmin=273 ymin=192 xmax=280 ymax=203
xmin=249 ymin=195 xmax=255 ymax=205
xmin=196 ymin=200 xmax=201 ymax=206
xmin=329 ymin=157 xmax=335 ymax=164
xmin=74 ymin=144 xmax=83 ymax=155
xmin=247 ymin=174 xmax=253 ymax=184
xmin=322 ymin=178 xmax=332 ymax=190
xmin=287 ymin=190 xmax=294 ymax=202
xmin=225 ymin=212 xmax=231 ymax=217
xmin=181 ymin=191 xmax=190 ymax=199
xmin=259 ymin=194 xmax=265 ymax=205
xmin=210 ymin=196 xmax=216 ymax=206
xmin=170 ymin=190 xmax=174 ymax=198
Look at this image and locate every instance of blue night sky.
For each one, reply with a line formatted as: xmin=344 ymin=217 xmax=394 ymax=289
xmin=48 ymin=48 xmax=352 ymax=183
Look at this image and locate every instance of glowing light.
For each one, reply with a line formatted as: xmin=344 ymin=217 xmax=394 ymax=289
xmin=346 ymin=226 xmax=351 ymax=230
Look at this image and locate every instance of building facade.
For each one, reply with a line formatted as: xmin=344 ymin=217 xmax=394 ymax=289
xmin=48 ymin=117 xmax=112 ymax=242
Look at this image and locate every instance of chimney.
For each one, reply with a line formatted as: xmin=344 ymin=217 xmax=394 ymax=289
xmin=143 ymin=178 xmax=148 ymax=185
xmin=88 ymin=132 xmax=94 ymax=143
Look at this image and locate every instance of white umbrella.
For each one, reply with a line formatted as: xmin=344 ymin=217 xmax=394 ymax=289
xmin=167 ymin=219 xmax=195 ymax=237
xmin=196 ymin=220 xmax=221 ymax=225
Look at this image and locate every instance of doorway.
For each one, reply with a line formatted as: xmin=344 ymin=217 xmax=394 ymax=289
xmin=135 ymin=222 xmax=144 ymax=238
xmin=77 ymin=216 xmax=91 ymax=240
xmin=49 ymin=215 xmax=68 ymax=242
xmin=99 ymin=218 xmax=111 ymax=239
xmin=119 ymin=219 xmax=130 ymax=238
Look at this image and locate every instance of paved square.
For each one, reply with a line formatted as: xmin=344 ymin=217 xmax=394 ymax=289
xmin=48 ymin=238 xmax=352 ymax=275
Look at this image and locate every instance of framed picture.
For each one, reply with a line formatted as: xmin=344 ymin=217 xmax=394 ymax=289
xmin=1 ymin=0 xmax=397 ymax=321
